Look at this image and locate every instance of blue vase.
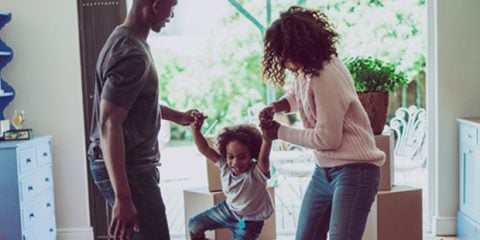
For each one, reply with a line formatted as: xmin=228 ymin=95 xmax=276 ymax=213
xmin=0 ymin=12 xmax=15 ymax=120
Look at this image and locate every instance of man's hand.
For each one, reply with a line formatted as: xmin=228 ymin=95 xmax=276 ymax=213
xmin=176 ymin=109 xmax=197 ymax=126
xmin=109 ymin=198 xmax=140 ymax=240
xmin=190 ymin=110 xmax=207 ymax=131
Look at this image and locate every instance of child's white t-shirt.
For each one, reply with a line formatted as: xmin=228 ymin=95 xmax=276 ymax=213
xmin=216 ymin=159 xmax=274 ymax=221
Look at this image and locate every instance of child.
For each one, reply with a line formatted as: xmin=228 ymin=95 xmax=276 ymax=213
xmin=259 ymin=6 xmax=385 ymax=240
xmin=187 ymin=111 xmax=274 ymax=240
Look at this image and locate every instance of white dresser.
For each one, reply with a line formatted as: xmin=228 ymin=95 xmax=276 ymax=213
xmin=0 ymin=136 xmax=56 ymax=240
xmin=457 ymin=118 xmax=480 ymax=239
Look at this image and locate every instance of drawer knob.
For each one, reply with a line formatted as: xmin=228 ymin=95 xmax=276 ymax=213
xmin=29 ymin=213 xmax=35 ymax=219
xmin=49 ymin=228 xmax=54 ymax=232
xmin=26 ymin=158 xmax=32 ymax=163
xmin=43 ymin=152 xmax=48 ymax=157
xmin=45 ymin=177 xmax=50 ymax=182
xmin=27 ymin=186 xmax=34 ymax=191
xmin=46 ymin=202 xmax=52 ymax=208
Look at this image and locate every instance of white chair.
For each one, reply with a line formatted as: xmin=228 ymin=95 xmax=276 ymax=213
xmin=385 ymin=105 xmax=427 ymax=186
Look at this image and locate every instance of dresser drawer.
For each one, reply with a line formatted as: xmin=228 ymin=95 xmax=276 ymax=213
xmin=36 ymin=142 xmax=52 ymax=167
xmin=21 ymin=191 xmax=55 ymax=230
xmin=23 ymin=217 xmax=56 ymax=240
xmin=19 ymin=166 xmax=54 ymax=203
xmin=18 ymin=147 xmax=37 ymax=175
xmin=460 ymin=124 xmax=478 ymax=146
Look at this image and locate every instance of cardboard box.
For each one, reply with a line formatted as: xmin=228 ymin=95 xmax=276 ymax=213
xmin=206 ymin=159 xmax=222 ymax=192
xmin=375 ymin=134 xmax=395 ymax=191
xmin=363 ymin=185 xmax=422 ymax=240
xmin=204 ymin=137 xmax=223 ymax=192
xmin=184 ymin=187 xmax=276 ymax=240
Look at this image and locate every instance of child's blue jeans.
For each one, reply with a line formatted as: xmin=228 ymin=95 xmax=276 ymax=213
xmin=188 ymin=200 xmax=264 ymax=240
xmin=90 ymin=159 xmax=170 ymax=240
xmin=295 ymin=163 xmax=380 ymax=240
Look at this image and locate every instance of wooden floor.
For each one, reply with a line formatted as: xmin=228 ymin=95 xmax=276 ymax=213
xmin=435 ymin=237 xmax=457 ymax=240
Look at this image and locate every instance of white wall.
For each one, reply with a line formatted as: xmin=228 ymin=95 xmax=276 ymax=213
xmin=2 ymin=0 xmax=480 ymax=238
xmin=1 ymin=1 xmax=93 ymax=239
xmin=430 ymin=0 xmax=480 ymax=235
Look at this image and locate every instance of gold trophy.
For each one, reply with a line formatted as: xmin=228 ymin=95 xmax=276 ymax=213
xmin=12 ymin=110 xmax=25 ymax=129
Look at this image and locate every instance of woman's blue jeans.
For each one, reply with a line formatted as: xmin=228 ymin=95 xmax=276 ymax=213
xmin=188 ymin=200 xmax=264 ymax=240
xmin=295 ymin=163 xmax=380 ymax=240
xmin=90 ymin=160 xmax=170 ymax=240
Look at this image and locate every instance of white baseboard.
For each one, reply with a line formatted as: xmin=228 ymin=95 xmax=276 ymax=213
xmin=57 ymin=227 xmax=94 ymax=240
xmin=432 ymin=215 xmax=457 ymax=236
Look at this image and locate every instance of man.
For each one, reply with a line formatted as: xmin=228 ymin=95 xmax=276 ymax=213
xmin=87 ymin=0 xmax=193 ymax=239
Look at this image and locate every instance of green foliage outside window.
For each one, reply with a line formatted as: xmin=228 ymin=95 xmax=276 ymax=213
xmin=155 ymin=0 xmax=426 ymax=141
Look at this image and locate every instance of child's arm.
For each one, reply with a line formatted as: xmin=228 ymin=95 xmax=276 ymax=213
xmin=190 ymin=112 xmax=221 ymax=163
xmin=257 ymin=131 xmax=273 ymax=175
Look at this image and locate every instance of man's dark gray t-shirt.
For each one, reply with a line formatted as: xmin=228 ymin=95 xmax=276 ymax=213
xmin=88 ymin=26 xmax=161 ymax=169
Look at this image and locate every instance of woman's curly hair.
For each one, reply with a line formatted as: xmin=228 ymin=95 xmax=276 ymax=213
xmin=217 ymin=124 xmax=262 ymax=160
xmin=263 ymin=6 xmax=339 ymax=86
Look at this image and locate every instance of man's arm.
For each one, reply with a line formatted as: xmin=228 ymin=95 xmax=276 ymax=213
xmin=160 ymin=104 xmax=195 ymax=126
xmin=99 ymin=99 xmax=139 ymax=237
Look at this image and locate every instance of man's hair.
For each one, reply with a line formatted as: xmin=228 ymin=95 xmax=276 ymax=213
xmin=263 ymin=6 xmax=339 ymax=86
xmin=217 ymin=124 xmax=262 ymax=160
xmin=132 ymin=0 xmax=176 ymax=8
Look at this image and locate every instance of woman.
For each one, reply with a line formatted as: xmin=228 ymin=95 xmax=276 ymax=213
xmin=259 ymin=6 xmax=385 ymax=240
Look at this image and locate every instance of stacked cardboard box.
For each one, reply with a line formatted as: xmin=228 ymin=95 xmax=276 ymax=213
xmin=361 ymin=134 xmax=422 ymax=240
xmin=375 ymin=133 xmax=394 ymax=191
xmin=206 ymin=159 xmax=222 ymax=192
xmin=363 ymin=185 xmax=423 ymax=240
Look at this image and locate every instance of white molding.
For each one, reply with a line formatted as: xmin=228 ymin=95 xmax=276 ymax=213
xmin=432 ymin=215 xmax=457 ymax=236
xmin=57 ymin=227 xmax=94 ymax=240
xmin=426 ymin=0 xmax=438 ymax=235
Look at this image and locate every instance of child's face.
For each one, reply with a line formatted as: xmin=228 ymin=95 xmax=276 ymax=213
xmin=226 ymin=140 xmax=252 ymax=176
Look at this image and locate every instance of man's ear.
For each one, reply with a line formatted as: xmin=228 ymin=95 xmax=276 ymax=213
xmin=151 ymin=0 xmax=162 ymax=14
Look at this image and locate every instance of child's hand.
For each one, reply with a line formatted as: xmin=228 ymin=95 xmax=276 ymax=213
xmin=190 ymin=110 xmax=207 ymax=131
xmin=179 ymin=109 xmax=197 ymax=126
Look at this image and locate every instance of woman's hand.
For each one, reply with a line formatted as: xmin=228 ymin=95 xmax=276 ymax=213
xmin=260 ymin=120 xmax=280 ymax=140
xmin=259 ymin=104 xmax=275 ymax=128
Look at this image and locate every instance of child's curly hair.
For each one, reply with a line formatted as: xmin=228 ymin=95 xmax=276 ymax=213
xmin=217 ymin=124 xmax=262 ymax=160
xmin=263 ymin=6 xmax=339 ymax=86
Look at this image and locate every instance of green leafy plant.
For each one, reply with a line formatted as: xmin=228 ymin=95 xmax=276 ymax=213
xmin=346 ymin=57 xmax=408 ymax=93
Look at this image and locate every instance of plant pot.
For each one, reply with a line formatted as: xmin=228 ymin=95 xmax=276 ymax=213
xmin=357 ymin=91 xmax=389 ymax=135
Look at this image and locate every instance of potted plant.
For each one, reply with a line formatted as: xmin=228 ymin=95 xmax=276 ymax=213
xmin=346 ymin=57 xmax=408 ymax=134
